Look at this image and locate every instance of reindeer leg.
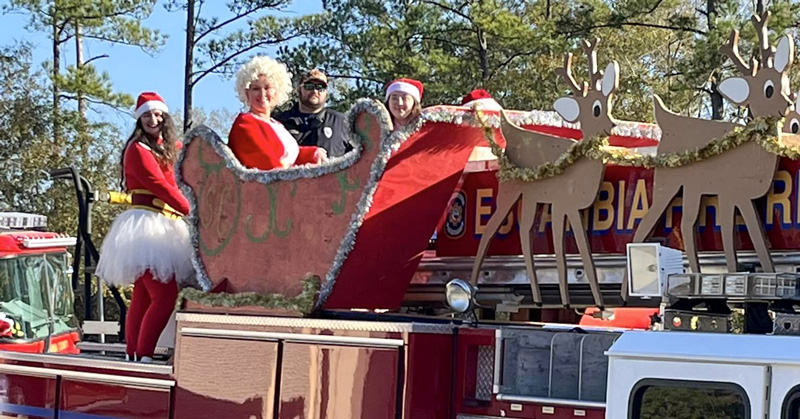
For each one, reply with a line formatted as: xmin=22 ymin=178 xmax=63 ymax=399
xmin=568 ymin=208 xmax=604 ymax=309
xmin=519 ymin=194 xmax=542 ymax=305
xmin=681 ymin=191 xmax=702 ymax=274
xmin=718 ymin=196 xmax=739 ymax=273
xmin=470 ymin=186 xmax=522 ymax=286
xmin=552 ymin=206 xmax=570 ymax=307
xmin=632 ymin=178 xmax=681 ymax=243
xmin=624 ymin=178 xmax=681 ymax=300
xmin=738 ymin=199 xmax=775 ymax=273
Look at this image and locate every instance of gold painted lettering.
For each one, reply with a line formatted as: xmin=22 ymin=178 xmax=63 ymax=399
xmin=796 ymin=171 xmax=800 ymax=225
xmin=626 ymin=179 xmax=650 ymax=230
xmin=699 ymin=196 xmax=719 ymax=228
xmin=538 ymin=203 xmax=552 ymax=233
xmin=617 ymin=180 xmax=626 ymax=230
xmin=767 ymin=170 xmax=792 ymax=225
xmin=593 ymin=181 xmax=615 ymax=231
xmin=475 ymin=188 xmax=493 ymax=235
xmin=499 ymin=208 xmax=515 ymax=235
xmin=665 ymin=196 xmax=682 ymax=229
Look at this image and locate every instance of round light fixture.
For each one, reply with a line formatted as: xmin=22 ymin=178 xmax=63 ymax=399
xmin=445 ymin=279 xmax=476 ymax=313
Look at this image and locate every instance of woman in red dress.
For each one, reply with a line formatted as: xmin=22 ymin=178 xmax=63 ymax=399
xmin=228 ymin=56 xmax=328 ymax=169
xmin=95 ymin=92 xmax=194 ymax=363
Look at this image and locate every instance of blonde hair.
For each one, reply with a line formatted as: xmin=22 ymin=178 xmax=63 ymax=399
xmin=235 ymin=56 xmax=293 ymax=108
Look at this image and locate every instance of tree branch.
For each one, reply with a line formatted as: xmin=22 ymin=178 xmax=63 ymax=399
xmin=324 ymin=73 xmax=384 ymax=84
xmin=84 ymin=54 xmax=109 ymax=65
xmin=72 ymin=5 xmax=142 ymax=21
xmin=408 ymin=35 xmax=480 ymax=53
xmin=192 ymin=32 xmax=306 ymax=85
xmin=492 ymin=50 xmax=543 ymax=74
xmin=58 ymin=93 xmax=127 ymax=110
xmin=559 ymin=21 xmax=706 ymax=36
xmin=649 ymin=0 xmax=666 ymax=14
xmin=194 ymin=6 xmax=265 ymax=44
xmin=420 ymin=0 xmax=472 ymax=21
xmin=78 ymin=34 xmax=157 ymax=53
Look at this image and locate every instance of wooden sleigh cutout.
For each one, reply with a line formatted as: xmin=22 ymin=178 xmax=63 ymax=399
xmin=178 ymin=100 xmax=499 ymax=313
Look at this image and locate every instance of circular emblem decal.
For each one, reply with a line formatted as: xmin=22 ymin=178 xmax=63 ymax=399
xmin=323 ymin=126 xmax=333 ymax=138
xmin=445 ymin=191 xmax=466 ymax=238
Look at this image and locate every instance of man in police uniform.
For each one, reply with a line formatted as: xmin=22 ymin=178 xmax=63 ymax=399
xmin=275 ymin=69 xmax=351 ymax=158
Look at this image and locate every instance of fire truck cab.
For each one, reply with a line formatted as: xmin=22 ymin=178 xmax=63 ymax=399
xmin=0 ymin=212 xmax=79 ymax=354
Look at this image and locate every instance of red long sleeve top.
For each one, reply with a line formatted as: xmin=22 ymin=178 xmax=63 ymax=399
xmin=228 ymin=113 xmax=318 ymax=170
xmin=123 ymin=141 xmax=190 ymax=216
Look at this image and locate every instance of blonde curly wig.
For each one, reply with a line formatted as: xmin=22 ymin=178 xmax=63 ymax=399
xmin=235 ymin=56 xmax=293 ymax=108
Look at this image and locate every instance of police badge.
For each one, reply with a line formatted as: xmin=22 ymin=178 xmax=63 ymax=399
xmin=323 ymin=126 xmax=333 ymax=138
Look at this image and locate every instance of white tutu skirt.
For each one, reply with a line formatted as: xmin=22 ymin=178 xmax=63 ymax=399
xmin=95 ymin=209 xmax=194 ymax=287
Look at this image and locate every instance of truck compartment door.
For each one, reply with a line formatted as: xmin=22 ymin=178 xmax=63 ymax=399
xmin=607 ymin=358 xmax=766 ymax=419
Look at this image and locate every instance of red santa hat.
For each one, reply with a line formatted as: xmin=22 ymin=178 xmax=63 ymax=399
xmin=461 ymin=89 xmax=502 ymax=110
xmin=385 ymin=78 xmax=423 ymax=103
xmin=134 ymin=92 xmax=169 ymax=120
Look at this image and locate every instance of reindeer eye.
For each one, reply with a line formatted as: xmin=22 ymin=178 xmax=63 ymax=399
xmin=593 ymin=100 xmax=602 ymax=117
xmin=791 ymin=118 xmax=799 ymax=134
xmin=764 ymin=80 xmax=775 ymax=98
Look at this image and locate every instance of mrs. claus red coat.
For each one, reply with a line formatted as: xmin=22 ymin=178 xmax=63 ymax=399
xmin=228 ymin=113 xmax=318 ymax=170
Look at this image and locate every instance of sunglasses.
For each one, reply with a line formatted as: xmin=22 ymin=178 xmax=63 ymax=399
xmin=302 ymin=82 xmax=327 ymax=91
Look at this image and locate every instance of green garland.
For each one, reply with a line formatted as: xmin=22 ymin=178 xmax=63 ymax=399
xmin=177 ymin=274 xmax=321 ymax=315
xmin=475 ymin=110 xmax=798 ymax=182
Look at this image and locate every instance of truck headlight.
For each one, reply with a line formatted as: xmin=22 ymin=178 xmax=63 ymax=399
xmin=445 ymin=279 xmax=476 ymax=313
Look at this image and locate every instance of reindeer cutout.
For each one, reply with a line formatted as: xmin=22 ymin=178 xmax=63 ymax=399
xmin=787 ymin=92 xmax=800 ymax=135
xmin=470 ymin=38 xmax=619 ymax=308
xmin=628 ymin=12 xmax=794 ymax=297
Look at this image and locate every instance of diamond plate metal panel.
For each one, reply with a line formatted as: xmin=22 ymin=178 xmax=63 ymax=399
xmin=476 ymin=345 xmax=494 ymax=401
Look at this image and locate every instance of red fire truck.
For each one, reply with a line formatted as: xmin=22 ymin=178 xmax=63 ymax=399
xmin=0 ymin=94 xmax=797 ymax=419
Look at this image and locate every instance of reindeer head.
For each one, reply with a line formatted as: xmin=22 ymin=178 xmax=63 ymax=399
xmin=553 ymin=38 xmax=619 ymax=138
xmin=786 ymin=91 xmax=800 ymax=134
xmin=718 ymin=12 xmax=794 ymax=119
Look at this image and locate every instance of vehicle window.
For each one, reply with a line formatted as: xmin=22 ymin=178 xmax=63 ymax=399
xmin=499 ymin=328 xmax=620 ymax=403
xmin=46 ymin=253 xmax=77 ymax=330
xmin=630 ymin=379 xmax=749 ymax=419
xmin=782 ymin=384 xmax=800 ymax=419
xmin=0 ymin=253 xmax=76 ymax=339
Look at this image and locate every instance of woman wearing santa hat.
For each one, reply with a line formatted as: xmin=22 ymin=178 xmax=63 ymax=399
xmin=228 ymin=56 xmax=328 ymax=170
xmin=461 ymin=89 xmax=503 ymax=111
xmin=384 ymin=78 xmax=424 ymax=130
xmin=95 ymin=92 xmax=194 ymax=363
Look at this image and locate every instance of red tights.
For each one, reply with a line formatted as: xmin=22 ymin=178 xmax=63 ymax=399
xmin=125 ymin=271 xmax=178 ymax=359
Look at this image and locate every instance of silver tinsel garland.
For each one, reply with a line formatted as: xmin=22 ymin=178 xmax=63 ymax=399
xmin=421 ymin=106 xmax=662 ymax=141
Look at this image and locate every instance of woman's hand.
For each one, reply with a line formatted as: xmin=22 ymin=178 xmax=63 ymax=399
xmin=313 ymin=148 xmax=329 ymax=164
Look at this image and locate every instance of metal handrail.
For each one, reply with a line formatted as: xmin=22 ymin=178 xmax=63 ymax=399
xmin=48 ymin=167 xmax=126 ymax=340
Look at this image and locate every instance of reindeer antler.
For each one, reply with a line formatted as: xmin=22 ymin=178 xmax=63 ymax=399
xmin=555 ymin=52 xmax=585 ymax=96
xmin=720 ymin=30 xmax=753 ymax=76
xmin=751 ymin=11 xmax=775 ymax=69
xmin=582 ymin=38 xmax=603 ymax=91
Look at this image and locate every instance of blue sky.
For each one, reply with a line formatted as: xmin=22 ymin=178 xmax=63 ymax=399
xmin=0 ymin=1 xmax=323 ymax=128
